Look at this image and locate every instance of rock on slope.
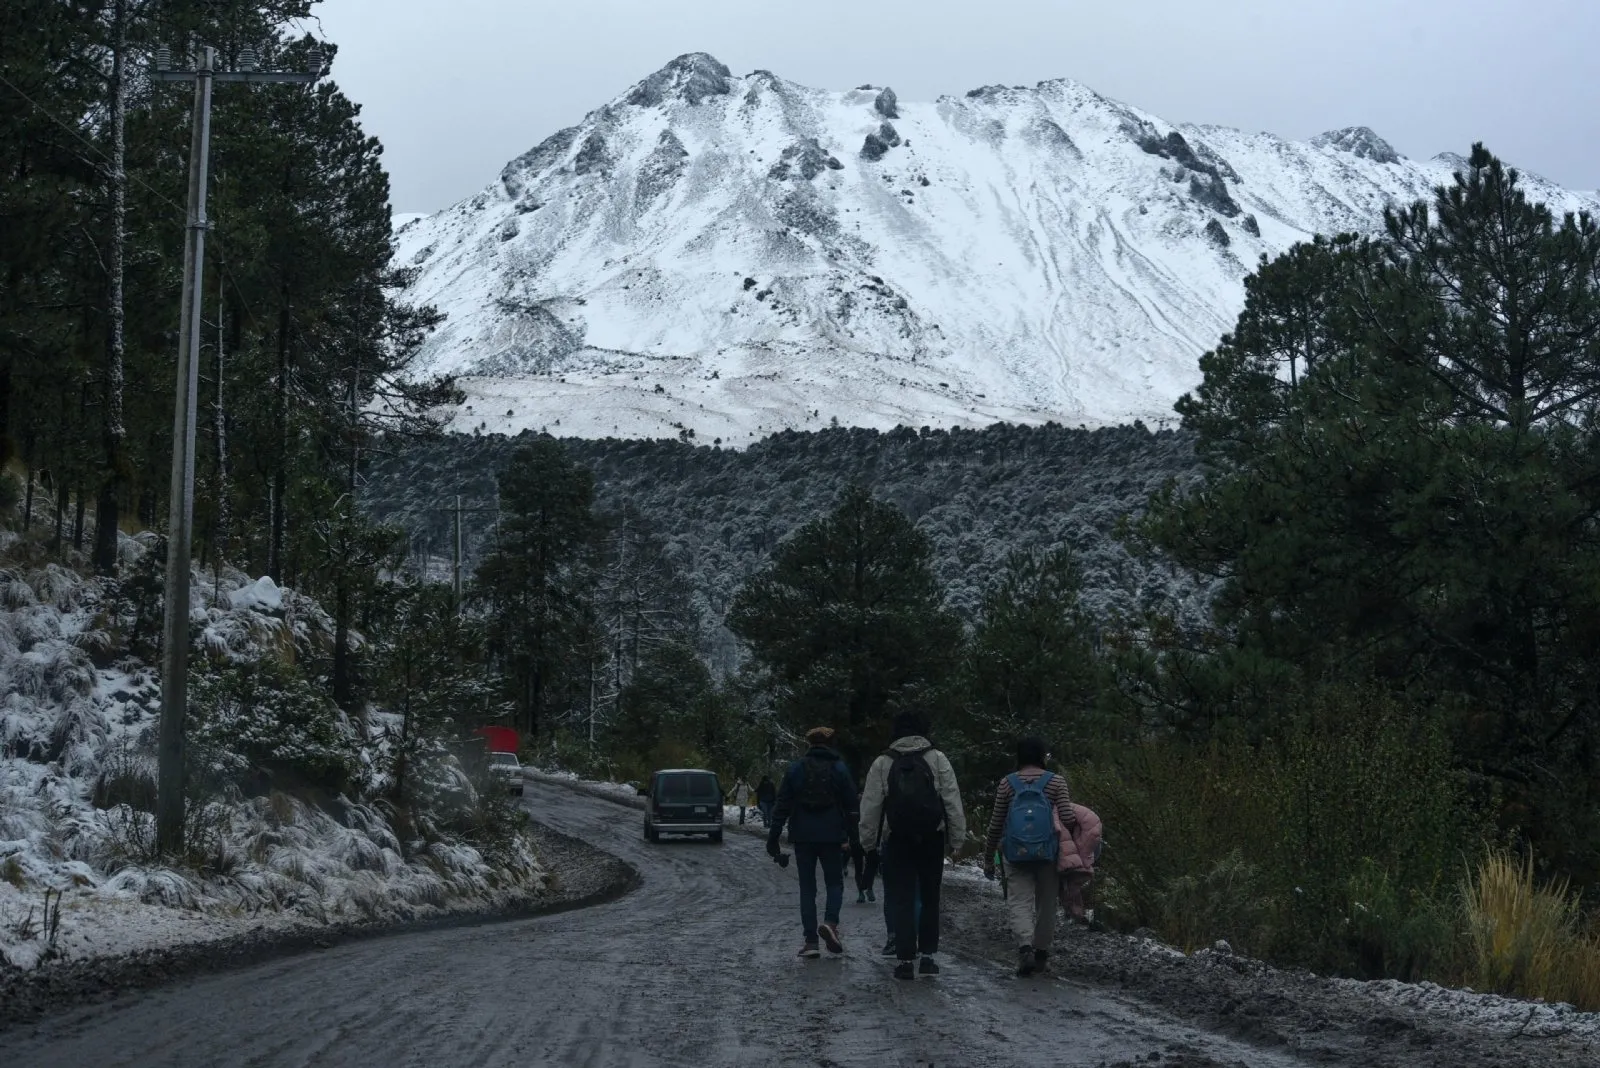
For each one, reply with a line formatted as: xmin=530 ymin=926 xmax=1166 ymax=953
xmin=393 ymin=53 xmax=1599 ymax=444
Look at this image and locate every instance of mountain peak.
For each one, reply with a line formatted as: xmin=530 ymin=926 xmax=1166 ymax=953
xmin=1311 ymin=126 xmax=1402 ymax=165
xmin=625 ymin=52 xmax=732 ymax=108
xmin=395 ymin=62 xmax=1599 ymax=446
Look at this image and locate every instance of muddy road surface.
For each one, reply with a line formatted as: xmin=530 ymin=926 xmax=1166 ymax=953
xmin=8 ymin=781 xmax=1592 ymax=1066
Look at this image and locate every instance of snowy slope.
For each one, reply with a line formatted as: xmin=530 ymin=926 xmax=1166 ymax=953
xmin=392 ymin=54 xmax=1600 ymax=444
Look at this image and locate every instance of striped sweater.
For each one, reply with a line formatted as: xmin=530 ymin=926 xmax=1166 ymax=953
xmin=983 ymin=768 xmax=1074 ymax=859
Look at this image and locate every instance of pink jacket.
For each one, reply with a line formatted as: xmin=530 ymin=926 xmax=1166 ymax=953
xmin=1054 ymin=803 xmax=1102 ymax=919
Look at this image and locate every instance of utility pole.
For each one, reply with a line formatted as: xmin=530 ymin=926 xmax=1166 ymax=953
xmin=152 ymin=41 xmax=322 ymax=856
xmin=453 ymin=494 xmax=463 ymax=604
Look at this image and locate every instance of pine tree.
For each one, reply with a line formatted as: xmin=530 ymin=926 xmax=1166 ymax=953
xmin=1140 ymin=145 xmax=1600 ymax=879
xmin=475 ymin=438 xmax=598 ymax=736
xmin=727 ymin=484 xmax=963 ymax=771
xmin=966 ymin=546 xmax=1097 ymax=762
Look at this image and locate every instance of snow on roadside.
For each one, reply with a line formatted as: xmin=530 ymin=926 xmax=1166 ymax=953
xmin=1331 ymin=976 xmax=1600 ymax=1042
xmin=0 ymin=532 xmax=546 ymax=972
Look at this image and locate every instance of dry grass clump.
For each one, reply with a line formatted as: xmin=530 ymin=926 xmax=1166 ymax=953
xmin=1462 ymin=849 xmax=1600 ymax=1011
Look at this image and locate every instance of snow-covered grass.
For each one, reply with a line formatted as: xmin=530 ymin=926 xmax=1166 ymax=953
xmin=0 ymin=529 xmax=545 ymax=972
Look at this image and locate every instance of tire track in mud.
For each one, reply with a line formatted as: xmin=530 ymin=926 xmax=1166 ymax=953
xmin=3 ymin=782 xmax=1439 ymax=1067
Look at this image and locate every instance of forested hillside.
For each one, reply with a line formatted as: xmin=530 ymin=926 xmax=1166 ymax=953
xmin=361 ymin=421 xmax=1208 ymax=667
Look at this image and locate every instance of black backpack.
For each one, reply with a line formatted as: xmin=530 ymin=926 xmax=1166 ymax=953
xmin=796 ymin=754 xmax=840 ymax=812
xmin=883 ymin=747 xmax=944 ymax=837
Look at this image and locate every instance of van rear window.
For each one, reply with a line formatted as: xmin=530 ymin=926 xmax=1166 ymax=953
xmin=657 ymin=773 xmax=719 ymax=801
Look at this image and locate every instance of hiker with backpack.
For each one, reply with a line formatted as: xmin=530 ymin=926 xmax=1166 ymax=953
xmin=767 ymin=727 xmax=858 ymax=959
xmin=983 ymin=736 xmax=1077 ymax=977
xmin=732 ymin=777 xmax=754 ymax=824
xmin=858 ymin=711 xmax=967 ymax=980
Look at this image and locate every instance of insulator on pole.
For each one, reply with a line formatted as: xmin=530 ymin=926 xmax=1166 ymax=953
xmin=306 ymin=46 xmax=324 ymax=75
xmin=237 ymin=46 xmax=258 ymax=72
xmin=154 ymin=46 xmax=171 ymax=71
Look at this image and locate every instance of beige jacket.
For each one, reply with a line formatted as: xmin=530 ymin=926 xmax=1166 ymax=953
xmin=857 ymin=736 xmax=967 ymax=852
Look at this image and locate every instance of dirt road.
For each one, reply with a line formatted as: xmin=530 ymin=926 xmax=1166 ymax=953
xmin=7 ymin=781 xmax=1593 ymax=1066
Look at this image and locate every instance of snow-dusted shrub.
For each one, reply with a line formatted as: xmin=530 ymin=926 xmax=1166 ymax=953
xmin=104 ymin=865 xmax=201 ymax=909
xmin=91 ymin=739 xmax=157 ymax=813
xmin=189 ymin=659 xmax=361 ymax=794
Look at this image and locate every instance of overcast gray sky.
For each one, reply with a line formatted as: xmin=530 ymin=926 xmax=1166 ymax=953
xmin=313 ymin=0 xmax=1599 ymax=214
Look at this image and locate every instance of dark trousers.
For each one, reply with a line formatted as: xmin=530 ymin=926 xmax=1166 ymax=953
xmin=881 ymin=839 xmax=922 ymax=937
xmin=793 ymin=842 xmax=846 ymax=942
xmin=884 ymin=834 xmax=944 ymax=961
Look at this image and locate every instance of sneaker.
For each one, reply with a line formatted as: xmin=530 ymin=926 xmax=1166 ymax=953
xmin=798 ymin=942 xmax=821 ymax=959
xmin=893 ymin=961 xmax=916 ymax=980
xmin=1034 ymin=949 xmax=1051 ymax=974
xmin=1016 ymin=945 xmax=1037 ymax=977
xmin=857 ymin=890 xmax=867 ymax=904
xmin=818 ymin=923 xmax=844 ymax=954
xmin=866 ymin=887 xmax=876 ymax=902
xmin=881 ymin=937 xmax=898 ymax=956
xmin=919 ymin=955 xmax=940 ymax=975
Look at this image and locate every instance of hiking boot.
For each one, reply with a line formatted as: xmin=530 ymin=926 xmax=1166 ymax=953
xmin=881 ymin=937 xmax=898 ymax=957
xmin=893 ymin=961 xmax=916 ymax=980
xmin=798 ymin=942 xmax=821 ymax=959
xmin=1034 ymin=949 xmax=1051 ymax=974
xmin=919 ymin=955 xmax=940 ymax=976
xmin=857 ymin=890 xmax=867 ymax=904
xmin=1017 ymin=945 xmax=1037 ymax=977
xmin=818 ymin=923 xmax=844 ymax=955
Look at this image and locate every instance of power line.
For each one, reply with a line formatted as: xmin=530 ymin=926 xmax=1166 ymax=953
xmin=0 ymin=67 xmax=190 ymax=225
xmin=0 ymin=62 xmax=322 ymax=369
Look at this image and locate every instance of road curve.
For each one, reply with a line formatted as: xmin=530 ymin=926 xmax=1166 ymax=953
xmin=9 ymin=781 xmax=1315 ymax=1067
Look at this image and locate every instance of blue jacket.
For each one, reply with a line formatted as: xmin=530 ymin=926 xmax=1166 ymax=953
xmin=770 ymin=746 xmax=859 ymax=845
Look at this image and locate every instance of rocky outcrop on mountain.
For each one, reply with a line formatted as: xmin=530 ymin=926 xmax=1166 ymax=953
xmin=625 ymin=52 xmax=732 ymax=108
xmin=1312 ymin=126 xmax=1402 ymax=165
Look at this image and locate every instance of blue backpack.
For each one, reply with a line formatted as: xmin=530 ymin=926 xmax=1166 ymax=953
xmin=1001 ymin=772 xmax=1058 ymax=865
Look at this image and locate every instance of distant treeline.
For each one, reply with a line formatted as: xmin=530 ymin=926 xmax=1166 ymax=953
xmin=361 ymin=420 xmax=1210 ymax=666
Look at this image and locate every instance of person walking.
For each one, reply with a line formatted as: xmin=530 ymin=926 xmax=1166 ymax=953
xmin=732 ymin=777 xmax=754 ymax=825
xmin=849 ymin=789 xmax=879 ymax=904
xmin=983 ymin=736 xmax=1076 ymax=977
xmin=767 ymin=727 xmax=858 ymax=959
xmin=859 ymin=711 xmax=966 ymax=980
xmin=756 ymin=775 xmax=777 ymax=826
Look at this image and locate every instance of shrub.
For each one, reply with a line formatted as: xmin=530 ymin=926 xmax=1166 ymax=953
xmin=188 ymin=659 xmax=360 ymax=795
xmin=1074 ymin=682 xmax=1475 ymax=974
xmin=92 ymin=740 xmax=157 ymax=813
xmin=0 ymin=473 xmax=21 ymax=517
xmin=1462 ymin=848 xmax=1600 ymax=1010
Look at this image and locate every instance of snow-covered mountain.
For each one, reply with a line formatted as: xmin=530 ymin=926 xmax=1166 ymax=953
xmin=392 ymin=54 xmax=1600 ymax=444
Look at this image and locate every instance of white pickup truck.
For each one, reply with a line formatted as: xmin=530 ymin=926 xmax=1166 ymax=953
xmin=488 ymin=751 xmax=524 ymax=796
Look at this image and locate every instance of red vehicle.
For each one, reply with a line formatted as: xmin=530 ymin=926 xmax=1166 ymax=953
xmin=474 ymin=726 xmax=519 ymax=754
xmin=472 ymin=727 xmax=523 ymax=796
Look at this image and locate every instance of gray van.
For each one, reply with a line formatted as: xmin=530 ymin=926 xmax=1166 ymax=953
xmin=643 ymin=768 xmax=724 ymax=843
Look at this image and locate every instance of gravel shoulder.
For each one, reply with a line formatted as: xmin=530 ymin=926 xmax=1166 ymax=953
xmin=942 ymin=865 xmax=1600 ymax=1067
xmin=0 ymin=821 xmax=637 ymax=1035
